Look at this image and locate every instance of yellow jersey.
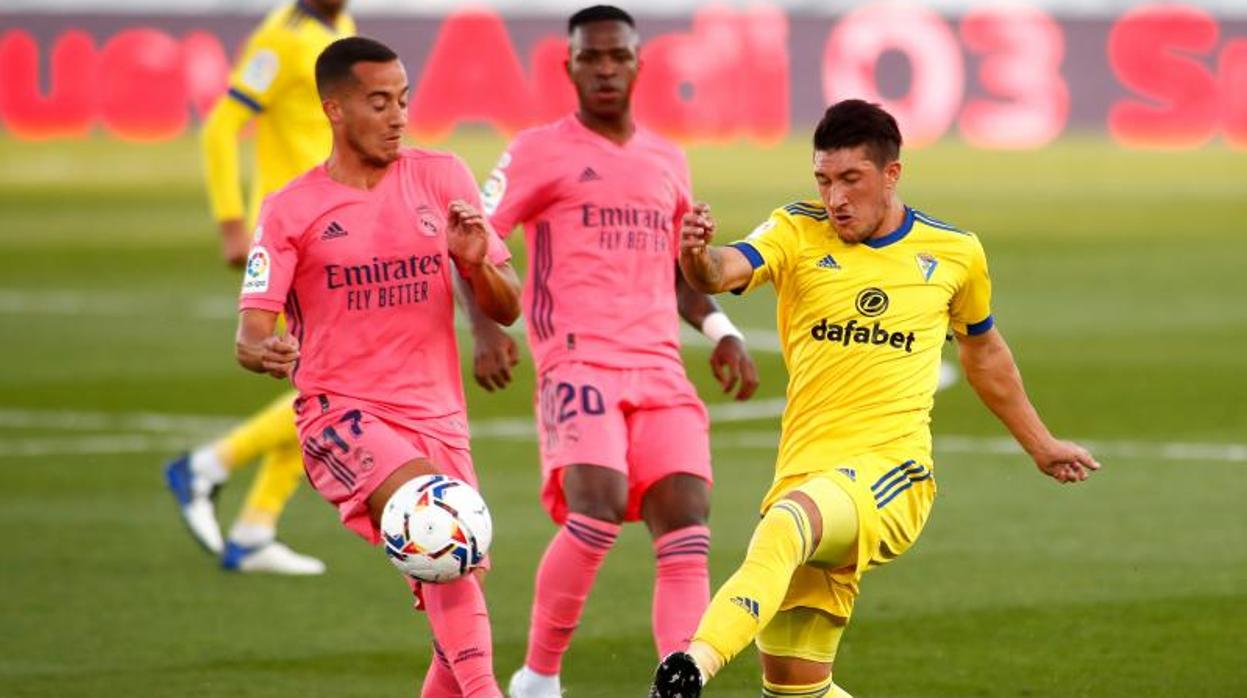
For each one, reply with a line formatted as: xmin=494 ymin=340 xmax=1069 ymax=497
xmin=730 ymin=202 xmax=994 ymax=485
xmin=202 ymin=1 xmax=355 ymax=225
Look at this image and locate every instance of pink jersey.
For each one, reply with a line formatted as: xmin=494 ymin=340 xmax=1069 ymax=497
xmin=238 ymin=148 xmax=510 ymax=448
xmin=481 ymin=114 xmax=692 ymax=374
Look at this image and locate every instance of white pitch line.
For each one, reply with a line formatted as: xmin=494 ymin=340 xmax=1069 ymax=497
xmin=0 ymin=408 xmax=238 ymax=435
xmin=0 ymin=404 xmax=1243 ymax=463
xmin=0 ymin=430 xmax=1243 ymax=463
xmin=0 ymin=434 xmax=196 ymax=457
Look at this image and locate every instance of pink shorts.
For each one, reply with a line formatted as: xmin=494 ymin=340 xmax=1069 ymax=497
xmin=535 ymin=361 xmax=712 ymax=524
xmin=297 ymin=399 xmax=477 ymax=544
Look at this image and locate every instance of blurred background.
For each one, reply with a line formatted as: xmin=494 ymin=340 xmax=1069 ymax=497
xmin=1 ymin=2 xmax=1245 ymax=697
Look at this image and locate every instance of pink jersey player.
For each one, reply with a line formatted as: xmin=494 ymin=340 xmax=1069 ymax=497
xmin=470 ymin=9 xmax=758 ymax=698
xmin=485 ymin=113 xmax=710 ymax=520
xmin=234 ymin=38 xmax=521 ymax=698
xmin=241 ymin=148 xmax=509 ymax=529
xmin=485 ymin=113 xmax=690 ymax=375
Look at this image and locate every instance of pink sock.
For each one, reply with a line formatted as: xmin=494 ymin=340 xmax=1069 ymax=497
xmin=420 ymin=640 xmax=461 ymax=698
xmin=422 ymin=575 xmax=500 ymax=698
xmin=651 ymin=525 xmax=711 ymax=657
xmin=525 ymin=513 xmax=621 ymax=674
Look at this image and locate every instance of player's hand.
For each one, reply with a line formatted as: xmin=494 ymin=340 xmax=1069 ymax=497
xmin=709 ymin=336 xmax=759 ymax=401
xmin=260 ymin=333 xmax=300 ymax=379
xmin=219 ymin=219 xmax=250 ymax=268
xmin=1030 ymin=438 xmax=1100 ymax=484
xmin=471 ymin=322 xmax=519 ymax=392
xmin=681 ymin=202 xmax=716 ymax=258
xmin=447 ymin=200 xmax=489 ymax=271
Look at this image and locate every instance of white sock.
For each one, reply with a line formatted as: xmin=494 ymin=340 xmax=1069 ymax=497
xmin=518 ymin=665 xmax=560 ymax=691
xmin=228 ymin=521 xmax=275 ymax=548
xmin=189 ymin=446 xmax=229 ymax=487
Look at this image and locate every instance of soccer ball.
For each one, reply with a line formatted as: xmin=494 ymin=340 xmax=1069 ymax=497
xmin=380 ymin=474 xmax=492 ymax=583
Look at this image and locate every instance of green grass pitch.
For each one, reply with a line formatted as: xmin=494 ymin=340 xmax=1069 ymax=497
xmin=0 ymin=132 xmax=1245 ymax=697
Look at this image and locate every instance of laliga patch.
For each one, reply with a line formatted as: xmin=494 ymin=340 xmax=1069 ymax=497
xmin=746 ymin=218 xmax=776 ymax=240
xmin=480 ymin=169 xmax=507 ymax=216
xmin=241 ymin=246 xmax=271 ymax=294
xmin=240 ymin=49 xmax=279 ymax=93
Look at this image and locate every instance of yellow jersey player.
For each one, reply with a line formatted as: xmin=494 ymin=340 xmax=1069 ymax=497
xmin=649 ymin=99 xmax=1101 ymax=698
xmin=164 ymin=0 xmax=354 ymax=575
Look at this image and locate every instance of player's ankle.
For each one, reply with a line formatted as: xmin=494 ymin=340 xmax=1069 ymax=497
xmin=228 ymin=520 xmax=276 ymax=547
xmin=686 ymin=641 xmax=723 ymax=684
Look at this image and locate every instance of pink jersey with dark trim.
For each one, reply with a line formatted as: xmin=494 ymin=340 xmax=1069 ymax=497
xmin=481 ymin=114 xmax=692 ymax=374
xmin=238 ymin=148 xmax=510 ymax=447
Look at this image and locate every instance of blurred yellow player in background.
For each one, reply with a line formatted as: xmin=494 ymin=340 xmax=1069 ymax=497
xmin=164 ymin=0 xmax=353 ymax=575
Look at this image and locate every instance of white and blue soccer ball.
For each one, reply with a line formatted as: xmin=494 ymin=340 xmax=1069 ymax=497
xmin=381 ymin=474 xmax=492 ymax=583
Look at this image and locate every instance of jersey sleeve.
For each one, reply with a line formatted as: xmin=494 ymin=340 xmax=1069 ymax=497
xmin=482 ymin=136 xmax=545 ymax=239
xmin=441 ymin=155 xmax=511 ymax=268
xmin=225 ymin=24 xmax=288 ymax=114
xmin=725 ymin=209 xmax=797 ymax=295
xmin=238 ymin=199 xmax=300 ymax=313
xmin=949 ymin=233 xmax=994 ymax=335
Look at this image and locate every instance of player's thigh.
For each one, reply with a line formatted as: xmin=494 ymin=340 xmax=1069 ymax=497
xmin=626 ymin=371 xmax=711 ymax=524
xmin=757 ymin=606 xmax=847 ymax=679
xmin=534 ymin=363 xmax=629 ymax=521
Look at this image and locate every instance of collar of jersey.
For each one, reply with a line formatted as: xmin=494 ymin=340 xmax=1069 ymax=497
xmin=862 ymin=206 xmax=914 ymax=249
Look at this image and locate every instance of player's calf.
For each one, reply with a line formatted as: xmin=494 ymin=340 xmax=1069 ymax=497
xmin=644 ymin=473 xmax=713 ymax=658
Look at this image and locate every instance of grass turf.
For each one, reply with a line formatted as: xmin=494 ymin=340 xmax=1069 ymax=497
xmin=0 ymin=131 xmax=1244 ymax=697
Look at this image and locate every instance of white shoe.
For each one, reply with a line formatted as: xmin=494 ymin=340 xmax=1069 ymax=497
xmin=164 ymin=453 xmax=224 ymax=554
xmin=222 ymin=540 xmax=326 ymax=575
xmin=508 ymin=666 xmax=562 ymax=698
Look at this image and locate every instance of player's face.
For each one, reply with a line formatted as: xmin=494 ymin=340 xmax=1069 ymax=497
xmin=334 ymin=60 xmax=409 ymax=167
xmin=813 ymin=146 xmax=901 ymax=244
xmin=567 ymin=21 xmax=640 ymax=120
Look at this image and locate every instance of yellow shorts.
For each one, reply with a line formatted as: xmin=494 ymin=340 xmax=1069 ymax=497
xmin=761 ymin=452 xmax=937 ymax=623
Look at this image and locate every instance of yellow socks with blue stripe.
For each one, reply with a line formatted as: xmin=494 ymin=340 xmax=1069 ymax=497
xmin=762 ymin=676 xmax=852 ymax=697
xmin=207 ymin=392 xmax=302 ymax=534
xmin=216 ymin=392 xmax=300 ymax=471
xmin=687 ymin=499 xmax=816 ymax=681
xmin=234 ymin=441 xmax=303 ymax=531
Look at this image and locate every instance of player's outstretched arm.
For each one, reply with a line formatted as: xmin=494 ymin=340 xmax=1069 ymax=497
xmin=200 ymin=97 xmax=255 ymax=267
xmin=235 ymin=308 xmax=300 ymax=379
xmin=447 ymin=200 xmax=522 ymax=326
xmin=675 ymin=269 xmax=759 ymax=401
xmin=956 ymin=328 xmax=1101 ymax=484
xmin=679 ymin=203 xmax=755 ymax=294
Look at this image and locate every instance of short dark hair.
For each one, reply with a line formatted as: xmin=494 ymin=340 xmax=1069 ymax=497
xmin=568 ymin=5 xmax=635 ymax=34
xmin=315 ymin=36 xmax=399 ymax=96
xmin=812 ymin=99 xmax=902 ymax=166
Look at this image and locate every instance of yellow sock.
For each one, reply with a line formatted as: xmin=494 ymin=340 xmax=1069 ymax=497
xmin=690 ymin=500 xmax=814 ymax=680
xmin=237 ymin=441 xmax=304 ymax=528
xmin=214 ymin=391 xmax=299 ymax=471
xmin=762 ymin=676 xmax=835 ymax=697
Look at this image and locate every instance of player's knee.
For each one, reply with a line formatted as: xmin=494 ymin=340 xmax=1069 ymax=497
xmin=641 ymin=473 xmax=710 ymax=537
xmin=562 ymin=464 xmax=628 ymax=524
xmin=760 ymin=653 xmax=832 ymax=686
